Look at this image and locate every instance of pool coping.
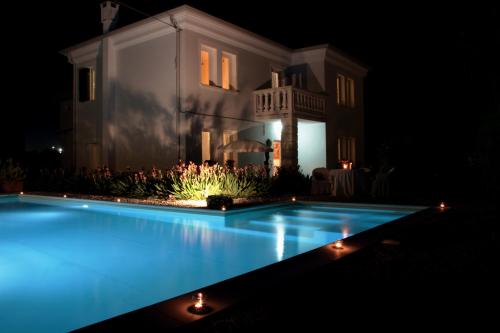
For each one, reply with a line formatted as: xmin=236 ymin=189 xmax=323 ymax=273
xmin=2 ymin=193 xmax=437 ymax=331
xmin=4 ymin=193 xmax=427 ymax=217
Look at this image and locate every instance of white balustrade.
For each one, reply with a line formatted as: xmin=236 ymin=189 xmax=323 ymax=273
xmin=254 ymin=86 xmax=325 ymax=119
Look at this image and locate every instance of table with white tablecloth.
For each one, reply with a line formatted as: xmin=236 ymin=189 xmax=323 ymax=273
xmin=330 ymin=169 xmax=356 ymax=197
xmin=311 ymin=168 xmax=366 ymax=197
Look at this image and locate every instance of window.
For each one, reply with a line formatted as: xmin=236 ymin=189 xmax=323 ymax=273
xmin=200 ymin=50 xmax=210 ymax=85
xmin=202 ymin=131 xmax=211 ymax=162
xmin=336 ymin=74 xmax=356 ymax=108
xmin=336 ymin=74 xmax=346 ymax=105
xmin=79 ymin=67 xmax=96 ymax=102
xmin=221 ymin=55 xmax=230 ymax=89
xmin=200 ymin=45 xmax=217 ymax=86
xmin=347 ymin=78 xmax=355 ymax=107
xmin=223 ymin=130 xmax=237 ymax=165
xmin=337 ymin=136 xmax=356 ymax=164
xmin=222 ymin=51 xmax=237 ymax=90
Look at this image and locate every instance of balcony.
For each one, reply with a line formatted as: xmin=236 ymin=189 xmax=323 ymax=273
xmin=253 ymin=86 xmax=326 ymax=121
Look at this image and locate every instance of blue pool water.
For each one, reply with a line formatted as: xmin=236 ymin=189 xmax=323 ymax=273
xmin=0 ymin=195 xmax=420 ymax=332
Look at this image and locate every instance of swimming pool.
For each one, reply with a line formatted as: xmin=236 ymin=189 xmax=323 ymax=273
xmin=0 ymin=195 xmax=421 ymax=332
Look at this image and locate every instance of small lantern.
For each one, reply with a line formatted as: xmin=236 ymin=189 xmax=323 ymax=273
xmin=334 ymin=240 xmax=343 ymax=249
xmin=221 ymin=205 xmax=226 ymax=211
xmin=20 ymin=191 xmax=24 ymax=195
xmin=439 ymin=202 xmax=446 ymax=209
xmin=63 ymin=194 xmax=67 ymax=198
xmin=117 ymin=198 xmax=121 ymax=203
xmin=187 ymin=292 xmax=212 ymax=315
xmin=292 ymin=196 xmax=296 ymax=202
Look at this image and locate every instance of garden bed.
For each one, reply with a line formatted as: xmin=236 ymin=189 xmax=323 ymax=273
xmin=24 ymin=191 xmax=297 ymax=209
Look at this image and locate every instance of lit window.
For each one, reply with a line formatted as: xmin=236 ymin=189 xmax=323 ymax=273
xmin=200 ymin=45 xmax=217 ymax=86
xmin=222 ymin=55 xmax=230 ymax=89
xmin=202 ymin=131 xmax=211 ymax=162
xmin=337 ymin=136 xmax=356 ymax=164
xmin=222 ymin=51 xmax=237 ymax=90
xmin=336 ymin=74 xmax=346 ymax=105
xmin=79 ymin=67 xmax=96 ymax=102
xmin=200 ymin=50 xmax=209 ymax=85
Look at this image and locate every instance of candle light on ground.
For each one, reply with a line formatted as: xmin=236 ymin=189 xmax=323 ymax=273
xmin=187 ymin=292 xmax=212 ymax=315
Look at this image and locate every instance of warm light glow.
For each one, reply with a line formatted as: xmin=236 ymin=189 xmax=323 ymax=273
xmin=439 ymin=202 xmax=446 ymax=209
xmin=20 ymin=191 xmax=24 ymax=195
xmin=63 ymin=194 xmax=67 ymax=198
xmin=117 ymin=198 xmax=121 ymax=203
xmin=200 ymin=50 xmax=209 ymax=85
xmin=222 ymin=55 xmax=230 ymax=89
xmin=342 ymin=228 xmax=349 ymax=239
xmin=221 ymin=205 xmax=226 ymax=211
xmin=292 ymin=196 xmax=296 ymax=202
xmin=194 ymin=292 xmax=204 ymax=310
xmin=334 ymin=240 xmax=343 ymax=249
xmin=341 ymin=161 xmax=352 ymax=170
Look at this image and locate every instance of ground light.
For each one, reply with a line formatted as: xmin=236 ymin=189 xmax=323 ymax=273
xmin=221 ymin=205 xmax=226 ymax=211
xmin=292 ymin=196 xmax=296 ymax=202
xmin=439 ymin=202 xmax=446 ymax=209
xmin=20 ymin=192 xmax=24 ymax=195
xmin=334 ymin=240 xmax=343 ymax=249
xmin=187 ymin=292 xmax=212 ymax=315
xmin=117 ymin=198 xmax=121 ymax=203
xmin=63 ymin=194 xmax=67 ymax=198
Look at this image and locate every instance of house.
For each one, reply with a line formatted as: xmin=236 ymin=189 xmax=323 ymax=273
xmin=61 ymin=2 xmax=367 ymax=175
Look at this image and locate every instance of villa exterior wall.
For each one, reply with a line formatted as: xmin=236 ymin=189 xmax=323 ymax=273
xmin=64 ymin=5 xmax=367 ymax=172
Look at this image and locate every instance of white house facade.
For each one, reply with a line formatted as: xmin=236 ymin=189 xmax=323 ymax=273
xmin=62 ymin=4 xmax=367 ymax=175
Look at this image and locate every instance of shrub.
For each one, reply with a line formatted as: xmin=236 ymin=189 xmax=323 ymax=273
xmin=270 ymin=166 xmax=311 ymax=195
xmin=168 ymin=162 xmax=269 ymax=200
xmin=206 ymin=195 xmax=233 ymax=210
xmin=0 ymin=159 xmax=25 ymax=182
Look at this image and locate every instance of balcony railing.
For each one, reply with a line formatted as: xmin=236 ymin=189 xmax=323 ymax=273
xmin=253 ymin=86 xmax=326 ymax=120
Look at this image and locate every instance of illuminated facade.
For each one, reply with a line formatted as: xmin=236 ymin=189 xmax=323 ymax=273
xmin=62 ymin=5 xmax=367 ymax=174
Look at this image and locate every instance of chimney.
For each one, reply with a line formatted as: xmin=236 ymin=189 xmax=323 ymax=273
xmin=101 ymin=1 xmax=119 ymax=34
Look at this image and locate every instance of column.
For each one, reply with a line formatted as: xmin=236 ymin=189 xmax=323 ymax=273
xmin=281 ymin=115 xmax=298 ymax=168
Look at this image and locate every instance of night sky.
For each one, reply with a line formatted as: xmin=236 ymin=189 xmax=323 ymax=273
xmin=3 ymin=1 xmax=498 ymax=174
